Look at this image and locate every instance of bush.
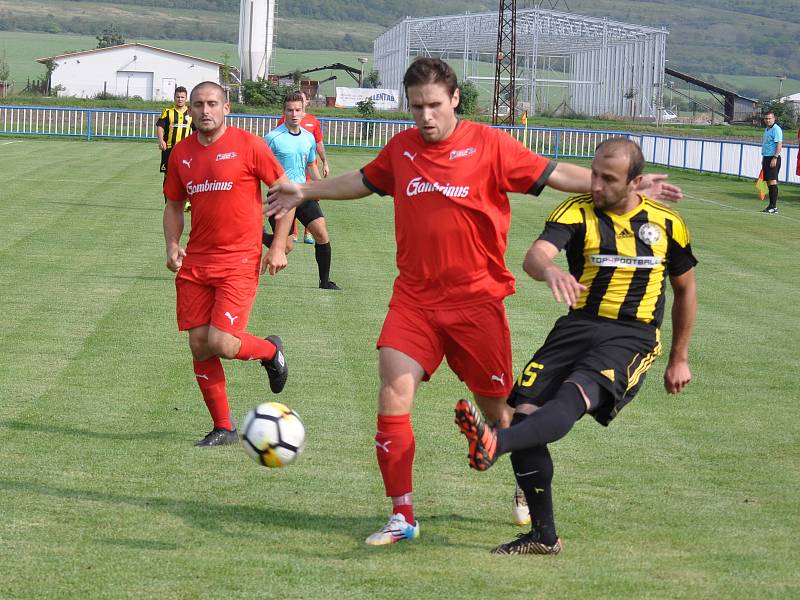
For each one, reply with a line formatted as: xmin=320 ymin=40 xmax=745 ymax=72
xmin=356 ymin=98 xmax=376 ymax=119
xmin=241 ymin=78 xmax=292 ymax=108
xmin=456 ymin=80 xmax=478 ymax=115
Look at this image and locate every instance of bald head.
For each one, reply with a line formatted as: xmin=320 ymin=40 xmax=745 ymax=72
xmin=595 ymin=138 xmax=644 ymax=183
xmin=189 ymin=81 xmax=230 ymax=144
xmin=190 ymin=81 xmax=226 ymax=104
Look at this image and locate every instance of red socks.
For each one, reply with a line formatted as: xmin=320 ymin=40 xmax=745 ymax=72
xmin=234 ymin=333 xmax=277 ymax=361
xmin=193 ymin=357 xmax=233 ymax=430
xmin=375 ymin=413 xmax=416 ymax=524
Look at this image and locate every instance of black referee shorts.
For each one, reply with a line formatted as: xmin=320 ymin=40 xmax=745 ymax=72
xmin=762 ymin=155 xmax=781 ymax=181
xmin=508 ymin=312 xmax=662 ymax=426
xmin=268 ymin=199 xmax=324 ymax=232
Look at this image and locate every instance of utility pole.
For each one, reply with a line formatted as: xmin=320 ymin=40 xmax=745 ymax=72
xmin=776 ymin=74 xmax=786 ymax=99
xmin=492 ymin=0 xmax=517 ymax=125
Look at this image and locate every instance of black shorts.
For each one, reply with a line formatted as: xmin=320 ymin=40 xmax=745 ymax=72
xmin=268 ymin=199 xmax=324 ymax=231
xmin=762 ymin=155 xmax=781 ymax=181
xmin=508 ymin=312 xmax=662 ymax=426
xmin=160 ymin=148 xmax=172 ymax=173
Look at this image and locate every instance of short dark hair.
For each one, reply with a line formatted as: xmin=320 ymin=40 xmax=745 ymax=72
xmin=283 ymin=91 xmax=305 ymax=108
xmin=175 ymin=86 xmax=188 ymax=96
xmin=403 ymin=57 xmax=458 ymax=96
xmin=595 ymin=137 xmax=645 ymax=183
xmin=764 ymin=110 xmax=776 ymax=118
xmin=189 ymin=81 xmax=226 ymax=103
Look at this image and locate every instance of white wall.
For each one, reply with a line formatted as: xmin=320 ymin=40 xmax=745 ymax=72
xmin=50 ymin=45 xmax=219 ymax=101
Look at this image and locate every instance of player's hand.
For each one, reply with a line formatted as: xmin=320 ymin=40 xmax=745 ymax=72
xmin=265 ymin=182 xmax=304 ymax=219
xmin=636 ymin=174 xmax=683 ymax=203
xmin=664 ymin=359 xmax=692 ymax=394
xmin=322 ymin=161 xmax=330 ymax=178
xmin=166 ymin=246 xmax=186 ymax=272
xmin=263 ymin=247 xmax=288 ymax=276
xmin=158 ymin=139 xmax=167 ymax=151
xmin=543 ymin=265 xmax=586 ymax=307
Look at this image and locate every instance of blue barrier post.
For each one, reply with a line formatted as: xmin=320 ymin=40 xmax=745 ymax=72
xmin=667 ymin=137 xmax=672 ymax=168
xmin=87 ymin=109 xmax=92 ymax=142
xmin=682 ymin=139 xmax=687 ymax=169
xmin=700 ymin=140 xmax=705 ymax=173
xmin=737 ymin=143 xmax=743 ymax=177
xmin=554 ymin=130 xmax=560 ymax=159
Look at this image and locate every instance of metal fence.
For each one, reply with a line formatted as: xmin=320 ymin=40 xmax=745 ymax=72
xmin=1 ymin=105 xmax=797 ymax=184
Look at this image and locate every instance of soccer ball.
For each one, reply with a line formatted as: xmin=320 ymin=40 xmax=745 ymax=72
xmin=239 ymin=402 xmax=306 ymax=468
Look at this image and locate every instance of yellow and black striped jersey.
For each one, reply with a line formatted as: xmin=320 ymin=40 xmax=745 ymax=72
xmin=157 ymin=105 xmax=194 ymax=148
xmin=539 ymin=193 xmax=697 ymax=327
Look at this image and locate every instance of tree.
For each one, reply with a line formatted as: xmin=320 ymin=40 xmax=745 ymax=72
xmin=96 ymin=24 xmax=126 ymax=49
xmin=761 ymin=99 xmax=798 ymax=129
xmin=42 ymin=58 xmax=57 ymax=94
xmin=219 ymin=51 xmax=234 ymax=86
xmin=356 ymin=97 xmax=376 ymax=119
xmin=0 ymin=48 xmax=10 ymax=82
xmin=291 ymin=69 xmax=303 ymax=87
xmin=363 ymin=70 xmax=381 ymax=89
xmin=456 ymin=79 xmax=479 ymax=115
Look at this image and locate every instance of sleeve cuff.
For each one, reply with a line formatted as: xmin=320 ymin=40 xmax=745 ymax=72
xmin=527 ymin=160 xmax=557 ymax=196
xmin=360 ymin=168 xmax=389 ymax=196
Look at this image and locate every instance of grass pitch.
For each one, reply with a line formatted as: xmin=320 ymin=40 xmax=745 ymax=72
xmin=0 ymin=138 xmax=798 ymax=599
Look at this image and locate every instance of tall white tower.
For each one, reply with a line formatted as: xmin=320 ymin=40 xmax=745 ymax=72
xmin=238 ymin=0 xmax=276 ymax=81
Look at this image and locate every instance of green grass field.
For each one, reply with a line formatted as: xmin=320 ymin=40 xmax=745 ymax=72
xmin=0 ymin=137 xmax=798 ymax=599
xmin=0 ymin=30 xmax=370 ymax=97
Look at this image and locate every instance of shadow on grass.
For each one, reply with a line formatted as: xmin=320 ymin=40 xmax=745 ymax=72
xmin=0 ymin=478 xmax=493 ymax=550
xmin=0 ymin=419 xmax=185 ymax=442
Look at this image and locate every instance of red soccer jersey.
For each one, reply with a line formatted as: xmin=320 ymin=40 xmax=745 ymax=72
xmin=163 ymin=127 xmax=284 ymax=268
xmin=361 ymin=120 xmax=554 ymax=308
xmin=276 ymin=113 xmax=323 ymax=143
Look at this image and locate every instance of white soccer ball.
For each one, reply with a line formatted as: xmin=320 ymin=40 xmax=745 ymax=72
xmin=239 ymin=402 xmax=306 ymax=468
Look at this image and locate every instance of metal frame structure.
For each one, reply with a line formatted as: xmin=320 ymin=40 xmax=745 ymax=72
xmin=373 ymin=7 xmax=668 ymax=118
xmin=493 ymin=0 xmax=517 ymax=125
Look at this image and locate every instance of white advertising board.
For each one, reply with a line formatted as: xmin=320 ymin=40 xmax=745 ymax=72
xmin=335 ymin=88 xmax=400 ymax=110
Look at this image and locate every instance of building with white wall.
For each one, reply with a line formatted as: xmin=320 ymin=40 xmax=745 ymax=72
xmin=37 ymin=44 xmax=221 ymax=101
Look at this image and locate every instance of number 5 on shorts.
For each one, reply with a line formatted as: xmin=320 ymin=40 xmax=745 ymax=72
xmin=517 ymin=360 xmax=544 ymax=387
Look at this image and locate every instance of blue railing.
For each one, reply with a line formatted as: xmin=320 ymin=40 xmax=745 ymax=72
xmin=1 ymin=105 xmax=797 ymax=184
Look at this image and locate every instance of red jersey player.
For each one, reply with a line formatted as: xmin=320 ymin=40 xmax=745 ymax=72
xmin=266 ymin=59 xmax=683 ymax=545
xmin=163 ymin=81 xmax=294 ymax=446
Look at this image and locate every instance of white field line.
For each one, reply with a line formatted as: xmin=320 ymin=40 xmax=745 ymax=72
xmin=682 ymin=192 xmax=800 ymax=224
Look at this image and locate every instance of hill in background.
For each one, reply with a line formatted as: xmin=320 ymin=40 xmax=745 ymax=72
xmin=1 ymin=0 xmax=798 ymax=97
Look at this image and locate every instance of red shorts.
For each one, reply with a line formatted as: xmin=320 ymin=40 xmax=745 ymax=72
xmin=175 ymin=263 xmax=260 ymax=334
xmin=377 ymin=299 xmax=513 ymax=398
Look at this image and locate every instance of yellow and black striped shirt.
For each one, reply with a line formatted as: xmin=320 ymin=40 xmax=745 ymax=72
xmin=539 ymin=193 xmax=697 ymax=327
xmin=157 ymin=106 xmax=193 ymax=148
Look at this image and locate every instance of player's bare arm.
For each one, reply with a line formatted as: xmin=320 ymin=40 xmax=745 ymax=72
xmin=545 ymin=161 xmax=683 ymax=201
xmin=316 ymin=142 xmax=330 ymax=177
xmin=156 ymin=124 xmax=167 ymax=151
xmin=664 ymin=268 xmax=697 ymax=394
xmin=265 ymin=171 xmax=371 ymax=219
xmin=771 ymin=140 xmax=783 ymax=167
xmin=262 ymin=174 xmax=294 ymax=276
xmin=523 ymin=239 xmax=586 ymax=307
xmin=307 ymin=161 xmax=322 ymax=182
xmin=163 ymin=200 xmax=186 ymax=272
